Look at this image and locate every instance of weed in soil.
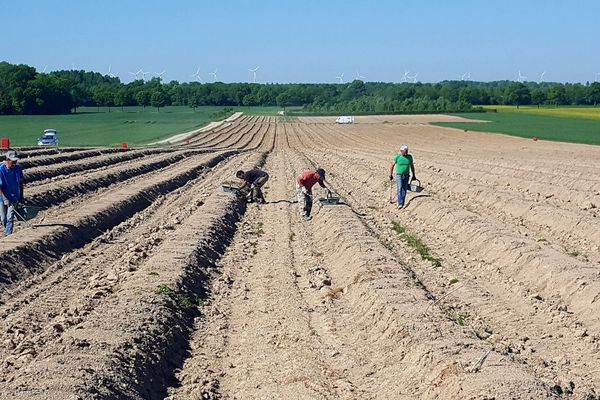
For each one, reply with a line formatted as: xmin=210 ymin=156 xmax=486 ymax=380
xmin=156 ymin=284 xmax=194 ymax=310
xmin=392 ymin=221 xmax=442 ymax=268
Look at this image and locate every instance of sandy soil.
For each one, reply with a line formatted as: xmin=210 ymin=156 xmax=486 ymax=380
xmin=1 ymin=114 xmax=598 ymax=399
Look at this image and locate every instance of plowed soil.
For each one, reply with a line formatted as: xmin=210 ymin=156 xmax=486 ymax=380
xmin=1 ymin=115 xmax=599 ymax=399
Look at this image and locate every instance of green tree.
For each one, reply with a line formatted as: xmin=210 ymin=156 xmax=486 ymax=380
xmin=135 ymin=90 xmax=151 ymax=110
xmin=547 ymin=85 xmax=567 ymax=106
xmin=504 ymin=83 xmax=531 ymax=108
xmin=150 ymin=90 xmax=167 ymax=111
xmin=586 ymin=82 xmax=600 ymax=106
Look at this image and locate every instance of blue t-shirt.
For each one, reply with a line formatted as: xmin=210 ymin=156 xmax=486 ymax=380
xmin=0 ymin=164 xmax=24 ymax=204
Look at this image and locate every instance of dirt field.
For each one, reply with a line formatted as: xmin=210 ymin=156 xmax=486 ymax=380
xmin=1 ymin=114 xmax=599 ymax=399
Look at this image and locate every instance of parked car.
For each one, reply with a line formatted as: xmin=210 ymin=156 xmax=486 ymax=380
xmin=37 ymin=129 xmax=59 ymax=146
xmin=335 ymin=116 xmax=354 ymax=124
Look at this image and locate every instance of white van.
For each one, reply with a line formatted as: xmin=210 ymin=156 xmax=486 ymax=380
xmin=335 ymin=116 xmax=354 ymax=124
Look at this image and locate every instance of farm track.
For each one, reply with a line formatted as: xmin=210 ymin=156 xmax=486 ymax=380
xmin=167 ymin=124 xmax=552 ymax=399
xmin=288 ymin=120 xmax=600 ymax=396
xmin=1 ymin=115 xmax=598 ymax=399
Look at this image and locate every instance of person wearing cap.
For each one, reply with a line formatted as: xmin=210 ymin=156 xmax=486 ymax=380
xmin=236 ymin=169 xmax=269 ymax=204
xmin=389 ymin=145 xmax=416 ymax=209
xmin=0 ymin=150 xmax=25 ymax=235
xmin=296 ymin=168 xmax=330 ymax=220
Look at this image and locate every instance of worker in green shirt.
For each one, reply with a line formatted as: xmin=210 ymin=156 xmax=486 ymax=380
xmin=389 ymin=145 xmax=417 ymax=209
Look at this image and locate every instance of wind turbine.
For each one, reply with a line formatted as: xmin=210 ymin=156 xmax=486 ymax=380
xmin=41 ymin=65 xmax=48 ymax=73
xmin=355 ymin=70 xmax=366 ymax=80
xmin=335 ymin=73 xmax=344 ymax=83
xmin=154 ymin=70 xmax=166 ymax=80
xmin=517 ymin=70 xmax=527 ymax=82
xmin=461 ymin=72 xmax=471 ymax=81
xmin=209 ymin=68 xmax=218 ymax=82
xmin=140 ymin=70 xmax=150 ymax=81
xmin=538 ymin=71 xmax=546 ymax=83
xmin=407 ymin=72 xmax=419 ymax=83
xmin=248 ymin=66 xmax=260 ymax=83
xmin=402 ymin=71 xmax=410 ymax=82
xmin=190 ymin=67 xmax=203 ymax=82
xmin=595 ymin=72 xmax=600 ymax=82
xmin=107 ymin=65 xmax=116 ymax=78
xmin=128 ymin=69 xmax=142 ymax=80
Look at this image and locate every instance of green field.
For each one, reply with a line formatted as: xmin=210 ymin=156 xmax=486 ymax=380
xmin=0 ymin=106 xmax=282 ymax=147
xmin=435 ymin=106 xmax=600 ymax=145
xmin=482 ymin=105 xmax=600 ymax=121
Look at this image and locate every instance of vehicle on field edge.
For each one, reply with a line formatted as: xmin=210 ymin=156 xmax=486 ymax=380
xmin=37 ymin=129 xmax=59 ymax=146
xmin=335 ymin=116 xmax=354 ymax=124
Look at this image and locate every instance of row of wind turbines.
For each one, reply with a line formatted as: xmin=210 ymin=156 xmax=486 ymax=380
xmin=41 ymin=64 xmax=600 ymax=84
xmin=127 ymin=66 xmax=261 ymax=83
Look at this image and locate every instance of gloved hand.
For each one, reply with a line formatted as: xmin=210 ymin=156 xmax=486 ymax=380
xmin=389 ymin=175 xmax=394 ymax=181
xmin=411 ymin=176 xmax=417 ymax=181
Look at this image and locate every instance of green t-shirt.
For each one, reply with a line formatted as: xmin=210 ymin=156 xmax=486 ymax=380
xmin=394 ymin=154 xmax=413 ymax=175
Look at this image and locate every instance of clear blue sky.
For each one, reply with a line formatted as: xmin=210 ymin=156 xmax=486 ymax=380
xmin=2 ymin=0 xmax=599 ymax=84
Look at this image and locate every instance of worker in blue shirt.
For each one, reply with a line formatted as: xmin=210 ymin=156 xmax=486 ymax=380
xmin=0 ymin=150 xmax=25 ymax=235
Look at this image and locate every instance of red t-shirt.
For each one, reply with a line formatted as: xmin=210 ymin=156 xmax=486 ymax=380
xmin=298 ymin=171 xmax=324 ymax=190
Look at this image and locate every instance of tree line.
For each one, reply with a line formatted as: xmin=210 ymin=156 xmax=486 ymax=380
xmin=1 ymin=61 xmax=600 ymax=115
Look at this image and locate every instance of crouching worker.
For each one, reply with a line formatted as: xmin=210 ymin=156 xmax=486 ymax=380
xmin=0 ymin=150 xmax=25 ymax=236
xmin=236 ymin=169 xmax=269 ymax=204
xmin=296 ymin=168 xmax=330 ymax=220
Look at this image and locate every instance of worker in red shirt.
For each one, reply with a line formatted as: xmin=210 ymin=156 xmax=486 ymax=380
xmin=296 ymin=168 xmax=330 ymax=220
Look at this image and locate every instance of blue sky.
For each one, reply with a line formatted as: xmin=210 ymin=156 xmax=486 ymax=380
xmin=1 ymin=0 xmax=598 ymax=84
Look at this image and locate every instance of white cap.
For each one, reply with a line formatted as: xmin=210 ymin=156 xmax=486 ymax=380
xmin=400 ymin=145 xmax=408 ymax=152
xmin=5 ymin=150 xmax=18 ymax=161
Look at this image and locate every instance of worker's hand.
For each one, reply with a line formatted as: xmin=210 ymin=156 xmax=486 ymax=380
xmin=411 ymin=176 xmax=417 ymax=181
xmin=389 ymin=174 xmax=393 ymax=181
xmin=300 ymin=187 xmax=308 ymax=195
xmin=327 ymin=189 xmax=332 ymax=197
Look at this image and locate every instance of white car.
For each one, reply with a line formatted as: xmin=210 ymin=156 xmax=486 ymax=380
xmin=37 ymin=129 xmax=59 ymax=146
xmin=335 ymin=116 xmax=354 ymax=124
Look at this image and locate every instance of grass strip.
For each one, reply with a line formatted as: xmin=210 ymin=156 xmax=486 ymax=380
xmin=392 ymin=221 xmax=442 ymax=268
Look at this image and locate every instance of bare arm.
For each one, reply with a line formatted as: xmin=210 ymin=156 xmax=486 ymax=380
xmin=389 ymin=162 xmax=395 ymax=179
xmin=410 ymin=161 xmax=416 ymax=179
